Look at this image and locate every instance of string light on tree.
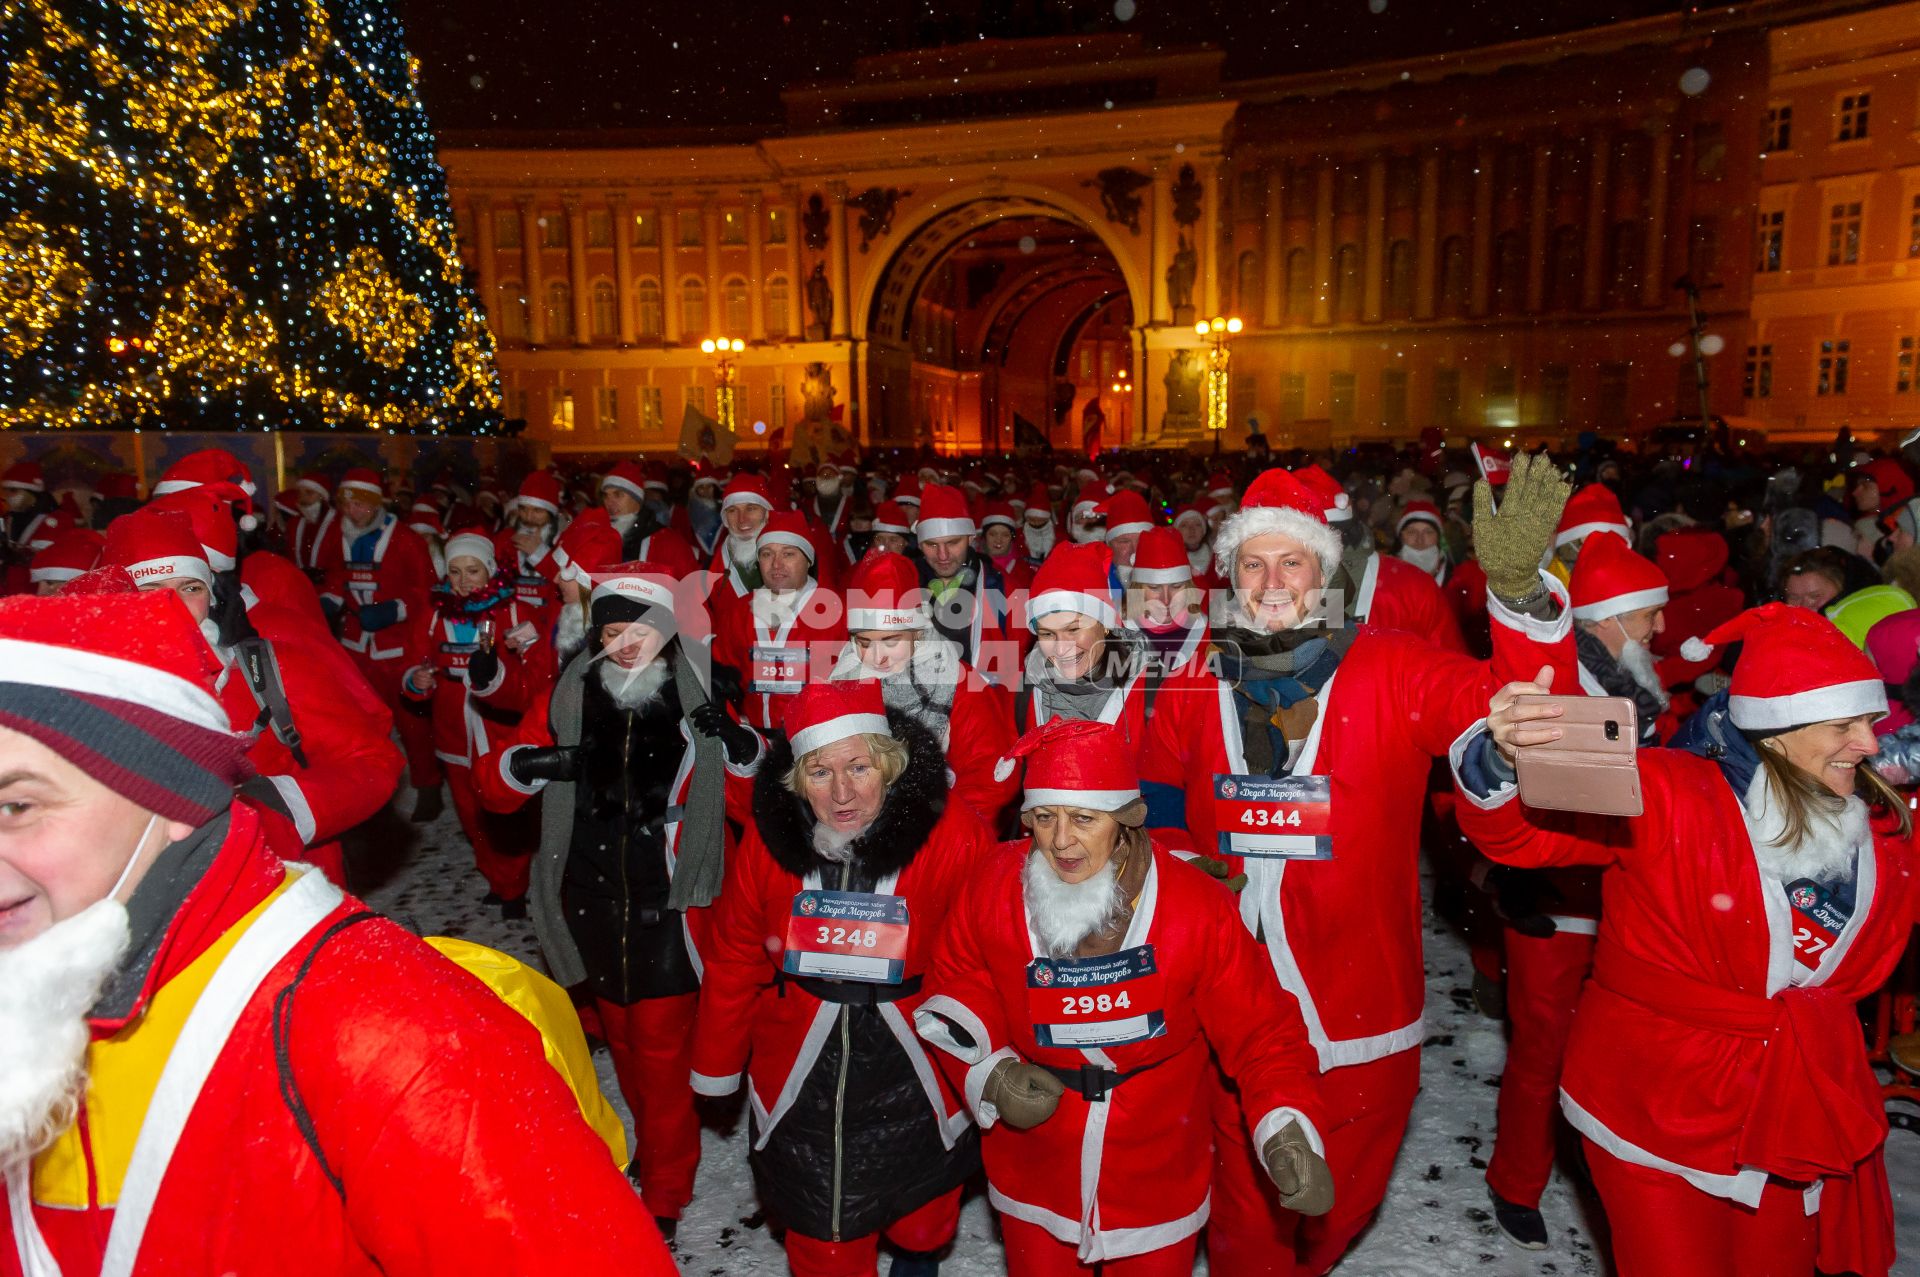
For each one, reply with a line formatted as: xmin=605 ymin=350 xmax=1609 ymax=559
xmin=1195 ymin=314 xmax=1241 ymax=447
xmin=701 ymin=336 xmax=745 ymax=437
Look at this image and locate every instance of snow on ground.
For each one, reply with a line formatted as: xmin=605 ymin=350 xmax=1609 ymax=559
xmin=352 ymin=793 xmax=1920 ymax=1276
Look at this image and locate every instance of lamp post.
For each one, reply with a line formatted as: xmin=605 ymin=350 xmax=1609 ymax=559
xmin=1196 ymin=314 xmax=1242 ymax=452
xmin=701 ymin=336 xmax=745 ymax=435
xmin=1109 ymin=368 xmax=1134 ymax=446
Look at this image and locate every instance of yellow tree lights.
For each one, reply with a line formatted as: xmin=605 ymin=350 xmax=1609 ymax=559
xmin=1195 ymin=314 xmax=1241 ymax=441
xmin=0 ymin=0 xmax=501 ymax=432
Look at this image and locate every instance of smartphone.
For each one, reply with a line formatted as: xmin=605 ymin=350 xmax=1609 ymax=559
xmin=1512 ymin=694 xmax=1643 ymax=817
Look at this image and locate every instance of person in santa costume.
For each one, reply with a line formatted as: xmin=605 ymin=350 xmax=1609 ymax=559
xmin=1020 ymin=483 xmax=1059 ymax=567
xmin=146 ymin=450 xmax=327 ymax=628
xmin=1017 ymin=543 xmax=1153 ymax=759
xmin=1066 ymin=485 xmax=1108 ymax=546
xmin=288 ymin=471 xmax=337 ymax=578
xmin=1294 ymin=463 xmax=1467 ymax=654
xmin=1455 ymin=603 xmax=1918 ymax=1277
xmin=476 ymin=562 xmax=761 ymax=1237
xmin=712 ymin=511 xmax=848 ymax=739
xmin=979 ymin=500 xmax=1035 ymax=593
xmin=1171 ymin=502 xmax=1215 ymax=584
xmin=1098 ymin=490 xmax=1154 ymax=586
xmin=870 ymin=500 xmax=915 ymax=557
xmin=691 ymin=679 xmax=992 ymax=1277
xmin=1137 ymin=458 xmax=1578 ymax=1277
xmin=0 ymin=588 xmax=675 ymax=1277
xmin=101 ymin=506 xmax=400 ymax=885
xmin=1548 ymin=482 xmax=1631 ymax=584
xmin=914 ymin=718 xmax=1334 ymax=1276
xmin=1393 ymin=499 xmax=1449 ymax=583
xmin=602 ymin=461 xmax=698 ymax=576
xmin=831 ymin=550 xmax=1017 ymax=827
xmin=541 ymin=507 xmax=625 ymax=668
xmin=315 ymin=467 xmax=443 ymax=821
xmin=399 ymin=531 xmax=552 ymax=916
xmin=705 ymin=471 xmax=777 ymax=632
xmin=27 ymin=527 xmax=103 ymax=594
xmin=1567 ymin=532 xmax=1673 ymax=745
xmin=673 ymin=470 xmax=727 ymax=560
xmin=809 ymin=460 xmax=855 ymax=540
xmin=1 ymin=462 xmax=56 ymax=596
xmin=493 ymin=469 xmax=567 ymax=613
xmin=914 ymin=483 xmax=1017 ymax=680
xmin=1123 ymin=526 xmax=1211 ymax=673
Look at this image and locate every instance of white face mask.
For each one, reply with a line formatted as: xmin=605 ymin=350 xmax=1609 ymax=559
xmin=1398 ymin=543 xmax=1444 ymax=575
xmin=298 ymin=501 xmax=323 ymax=523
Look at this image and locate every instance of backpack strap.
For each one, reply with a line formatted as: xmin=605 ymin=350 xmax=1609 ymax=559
xmin=233 ymin=636 xmax=309 ymax=768
xmin=272 ymin=910 xmax=381 ymax=1197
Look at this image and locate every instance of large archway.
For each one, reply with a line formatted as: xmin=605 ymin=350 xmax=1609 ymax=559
xmin=861 ymin=194 xmax=1141 ymax=453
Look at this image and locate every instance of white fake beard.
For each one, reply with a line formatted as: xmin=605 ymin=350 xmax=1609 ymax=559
xmin=816 ymin=477 xmax=842 ymax=500
xmin=339 ymin=513 xmax=375 ymax=540
xmin=610 ymin=512 xmax=638 ymax=537
xmin=298 ymin=502 xmax=324 ymax=524
xmin=726 ymin=533 xmax=760 ymax=571
xmin=811 ymin=822 xmax=866 ymax=866
xmin=0 ymin=898 xmax=131 ymax=1170
xmin=1023 ymin=522 xmax=1056 ymax=558
xmin=1398 ymin=543 xmax=1444 ymax=576
xmin=554 ymin=603 xmax=588 ymax=664
xmin=596 ymin=653 xmax=670 ymax=710
xmin=1069 ymin=521 xmax=1106 ymax=545
xmin=1616 ymin=636 xmax=1671 ymax=710
xmin=1743 ymin=767 xmax=1871 ymax=884
xmin=517 ymin=520 xmax=556 ymax=547
xmin=1022 ymin=846 xmax=1125 ymax=959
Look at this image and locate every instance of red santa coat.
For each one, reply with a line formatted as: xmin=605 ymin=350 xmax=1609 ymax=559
xmin=687 ymin=791 xmax=990 ymax=1153
xmin=1357 ymin=551 xmax=1469 ymax=655
xmin=316 ymin=512 xmax=436 ymax=664
xmin=3 ymin=803 xmax=672 ymax=1277
xmin=1454 ymin=745 xmax=1918 ymax=1275
xmin=915 ymin=841 xmax=1327 ymax=1262
xmin=1138 ymin=590 xmax=1575 ymax=1070
xmin=712 ymin=582 xmax=849 ymax=733
xmin=239 ymin=549 xmax=329 ymax=632
xmin=491 ymin=526 xmax=562 ymax=613
xmin=399 ymin=593 xmax=553 ymax=767
xmin=291 ymin=506 xmax=337 ymax=574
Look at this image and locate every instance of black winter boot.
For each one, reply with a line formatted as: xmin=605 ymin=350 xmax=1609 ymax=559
xmin=409 ymin=784 xmax=444 ymax=823
xmin=1488 ymin=1185 xmax=1548 ymax=1250
xmin=887 ymin=1249 xmax=941 ymax=1277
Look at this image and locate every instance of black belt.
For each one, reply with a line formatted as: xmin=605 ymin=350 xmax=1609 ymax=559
xmin=783 ymin=971 xmax=923 ymax=1005
xmin=1037 ymin=1058 xmax=1163 ymax=1103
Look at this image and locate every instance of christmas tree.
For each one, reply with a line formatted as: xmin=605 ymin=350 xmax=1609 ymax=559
xmin=0 ymin=0 xmax=500 ymax=433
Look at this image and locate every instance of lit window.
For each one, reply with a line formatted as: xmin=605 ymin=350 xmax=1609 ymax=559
xmin=641 ymin=386 xmax=664 ymax=433
xmin=721 ymin=210 xmax=747 ymax=245
xmin=770 ymin=383 xmax=787 ymax=427
xmin=766 ymin=275 xmax=791 ymax=338
xmin=1755 ymin=209 xmax=1784 ymax=272
xmin=590 ymin=279 xmax=617 ymax=339
xmin=550 ymin=388 xmax=575 ymax=432
xmin=1827 ymin=201 xmax=1863 ymax=266
xmin=633 ymin=212 xmax=658 ymax=247
xmin=766 ymin=207 xmax=788 ymax=244
xmin=686 ymin=383 xmax=706 ymax=416
xmin=595 ymin=386 xmax=618 ymax=432
xmin=1836 ymin=92 xmax=1870 ymax=142
xmin=1763 ymin=103 xmax=1793 ymax=152
xmin=1817 ymin=339 xmax=1850 ymax=396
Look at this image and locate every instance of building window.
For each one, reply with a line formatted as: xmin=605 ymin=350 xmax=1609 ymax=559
xmin=1491 ymin=230 xmax=1525 ymax=315
xmin=680 ymin=277 xmax=707 ymax=336
xmin=1897 ymin=336 xmax=1914 ymax=395
xmin=540 ymin=213 xmax=566 ymax=249
xmin=1608 ymin=222 xmax=1642 ymax=307
xmin=1329 ymin=372 xmax=1356 ymax=426
xmin=1485 ymin=365 xmax=1518 ymax=426
xmin=1817 ymin=339 xmax=1850 ymax=395
xmin=494 ymin=210 xmax=521 ymax=249
xmin=495 ymin=281 xmax=526 ymax=341
xmin=678 ymin=210 xmax=703 ymax=246
xmin=1279 ymin=372 xmax=1306 ymax=423
xmin=1237 ymin=251 xmax=1263 ymax=319
xmin=770 ymin=383 xmax=787 ymax=428
xmin=1909 ymin=194 xmax=1920 ymax=258
xmin=1597 ymin=362 xmax=1631 ymax=428
xmin=1433 ymin=367 xmax=1461 ymax=427
xmin=1827 ymin=201 xmax=1863 ymax=265
xmin=1385 ymin=240 xmax=1415 ymax=320
xmin=1756 ymin=209 xmax=1785 ymax=272
xmin=722 ymin=276 xmax=750 ymax=337
xmin=1835 ymin=91 xmax=1870 ymax=141
xmin=550 ymin=388 xmax=575 ymax=432
xmin=721 ymin=209 xmax=747 ymax=245
xmin=766 ymin=275 xmax=791 ymax=338
xmin=1763 ymin=103 xmax=1793 ymax=152
xmin=595 ymin=386 xmax=618 ymax=432
xmin=1380 ymin=368 xmax=1408 ymax=429
xmin=1744 ymin=344 xmax=1774 ymax=399
xmin=587 ymin=210 xmax=612 ymax=247
xmin=633 ymin=211 xmax=658 ymax=247
xmin=1549 ymin=225 xmax=1583 ymax=310
xmin=766 ymin=207 xmax=788 ymax=245
xmin=1284 ymin=249 xmax=1312 ymax=319
xmin=1438 ymin=237 xmax=1469 ymax=318
xmin=1539 ymin=363 xmax=1570 ymax=425
xmin=635 ymin=278 xmax=663 ymax=339
xmin=1333 ymin=245 xmax=1361 ymax=321
xmin=640 ymin=386 xmax=664 ymax=433
xmin=544 ymin=280 xmax=572 ymax=341
xmin=1078 ymin=348 xmax=1093 ymax=381
xmin=589 ymin=279 xmax=618 ymax=339
xmin=686 ymin=383 xmax=706 ymax=417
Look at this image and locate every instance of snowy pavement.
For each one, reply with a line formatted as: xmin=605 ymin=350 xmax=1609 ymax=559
xmin=351 ymin=794 xmax=1920 ymax=1276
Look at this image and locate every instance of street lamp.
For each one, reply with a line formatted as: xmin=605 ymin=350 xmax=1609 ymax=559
xmin=1195 ymin=315 xmax=1242 ymax=448
xmin=1109 ymin=368 xmax=1134 ymax=445
xmin=701 ymin=336 xmax=745 ymax=435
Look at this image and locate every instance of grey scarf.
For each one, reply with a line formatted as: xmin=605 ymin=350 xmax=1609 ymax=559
xmin=1025 ymin=630 xmax=1146 ymax=724
xmin=666 ymin=646 xmax=728 ymax=911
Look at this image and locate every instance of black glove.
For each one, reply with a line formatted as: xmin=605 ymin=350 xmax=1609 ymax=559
xmin=689 ymin=702 xmax=757 ymax=766
xmin=1485 ymin=865 xmax=1560 ymax=939
xmin=238 ymin=775 xmax=296 ymax=825
xmin=708 ymin=661 xmax=744 ymax=708
xmin=508 ymin=745 xmax=581 ymax=785
xmin=319 ymin=595 xmax=345 ymax=637
xmin=357 ymin=599 xmax=403 ymax=632
xmin=465 ymin=645 xmax=500 ymax=691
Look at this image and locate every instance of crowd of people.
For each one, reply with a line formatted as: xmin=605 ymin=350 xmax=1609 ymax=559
xmin=0 ymin=427 xmax=1916 ymax=1277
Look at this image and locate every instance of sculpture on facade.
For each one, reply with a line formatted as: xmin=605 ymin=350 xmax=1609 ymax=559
xmin=1162 ymin=348 xmax=1201 ymax=434
xmin=1085 ymin=167 xmax=1152 ymax=233
xmin=802 ymin=192 xmax=831 ymax=251
xmin=801 ymin=361 xmax=836 ymax=421
xmin=804 ymin=262 xmax=832 ymax=340
xmin=1171 ymin=162 xmax=1202 ymax=227
xmin=847 ymin=187 xmax=909 ymax=253
xmin=1166 ymin=233 xmax=1198 ymax=320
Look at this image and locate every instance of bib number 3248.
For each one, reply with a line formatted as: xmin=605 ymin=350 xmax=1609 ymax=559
xmin=783 ymin=890 xmax=910 ymax=984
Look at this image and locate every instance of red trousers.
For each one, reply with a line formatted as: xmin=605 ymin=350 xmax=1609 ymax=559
xmin=1001 ymin=1216 xmax=1197 ymax=1277
xmin=445 ymin=761 xmax=534 ymax=900
xmin=784 ymin=1186 xmax=962 ymax=1277
xmin=596 ymin=993 xmax=701 ymax=1220
xmin=1486 ymin=925 xmax=1595 ymax=1208
xmin=1208 ymin=1049 xmax=1421 ymax=1277
xmin=353 ymin=649 xmax=441 ymax=790
xmin=1583 ymin=1138 xmax=1818 ymax=1277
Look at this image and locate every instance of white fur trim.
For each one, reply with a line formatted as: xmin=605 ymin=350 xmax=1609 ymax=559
xmin=1395 ymin=509 xmax=1441 ymax=533
xmin=871 ymin=517 xmax=911 ymax=535
xmin=1252 ymin=1106 xmax=1326 ymax=1160
xmin=1027 ymin=588 xmax=1120 ymax=631
xmin=914 ymin=516 xmax=976 ymax=539
xmin=336 ymin=478 xmax=384 ymax=499
xmin=1679 ymin=636 xmax=1713 ymax=663
xmin=720 ymin=490 xmax=772 ymax=511
xmin=1487 ymin=570 xmax=1573 ymax=644
xmin=28 ymin=566 xmax=84 ymax=584
xmin=1213 ymin=505 xmax=1342 ymax=581
xmin=1728 ymin=679 xmax=1888 ymax=731
xmin=1126 ymin=565 xmax=1193 ymax=586
xmin=1554 ymin=519 xmax=1631 ymax=549
xmin=124 ymin=556 xmax=212 ymax=589
xmin=789 ymin=712 xmax=890 ymax=760
xmin=756 ymin=529 xmax=816 ymax=561
xmin=517 ymin=495 xmax=560 ymax=516
xmin=589 ymin=575 xmax=674 ymax=609
xmin=847 ymin=607 xmax=927 ymax=632
xmin=1105 ymin=519 xmax=1152 ymax=540
xmin=264 ymin=774 xmax=318 ymax=845
xmin=1021 ymin=786 xmax=1141 ymax=810
xmin=1571 ymin=585 xmax=1669 ymax=622
xmin=982 ymin=511 xmax=1016 ymax=529
xmin=689 ymin=1071 xmax=741 ymax=1097
xmin=994 ymin=755 xmax=1016 ymax=782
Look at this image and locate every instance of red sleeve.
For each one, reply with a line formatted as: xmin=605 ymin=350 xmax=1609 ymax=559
xmin=1454 ymin=742 xmax=1676 ymax=871
xmin=475 ymin=683 xmax=557 ymax=815
xmin=946 ymin=676 xmax=1017 ymax=827
xmin=915 ymin=851 xmax=1021 ymax=1113
xmin=380 ymin=525 xmax=436 ymax=626
xmin=398 ymin=607 xmax=437 ymax=700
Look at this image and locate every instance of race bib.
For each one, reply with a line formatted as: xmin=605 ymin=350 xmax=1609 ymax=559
xmin=346 ymin=561 xmax=379 ymax=605
xmin=1214 ymin=773 xmax=1332 ymax=859
xmin=514 ymin=574 xmax=548 ymax=606
xmin=1785 ymin=878 xmax=1851 ymax=972
xmin=751 ymin=644 xmax=807 ymax=696
xmin=782 ymin=890 xmax=910 ymax=984
xmin=1026 ymin=945 xmax=1167 ymax=1048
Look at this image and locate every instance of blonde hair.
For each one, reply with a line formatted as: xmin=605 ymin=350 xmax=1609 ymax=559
xmin=782 ymin=732 xmax=908 ymax=794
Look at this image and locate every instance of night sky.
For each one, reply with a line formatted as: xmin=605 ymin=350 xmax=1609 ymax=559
xmin=395 ymin=0 xmax=1701 ymax=135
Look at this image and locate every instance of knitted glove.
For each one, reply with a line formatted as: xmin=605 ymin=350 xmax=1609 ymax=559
xmin=982 ymin=1058 xmax=1065 ymax=1131
xmin=1261 ymin=1120 xmax=1335 ymax=1217
xmin=688 ymin=702 xmax=758 ymax=766
xmin=1191 ymin=854 xmax=1250 ymax=894
xmin=1472 ymin=452 xmax=1571 ymax=607
xmin=356 ymin=598 xmax=403 ymax=632
xmin=508 ymin=745 xmax=581 ymax=785
xmin=465 ymin=645 xmax=500 ymax=692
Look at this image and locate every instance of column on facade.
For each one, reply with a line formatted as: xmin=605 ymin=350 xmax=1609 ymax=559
xmin=1641 ymin=120 xmax=1672 ymax=308
xmin=470 ymin=196 xmax=499 ymax=333
xmin=789 ymin=185 xmax=808 ymax=331
xmin=1525 ymin=140 xmax=1553 ymax=313
xmin=1261 ymin=163 xmax=1284 ymax=329
xmin=1199 ymin=160 xmax=1221 ymax=319
xmin=611 ymin=194 xmax=637 ymax=345
xmin=1469 ymin=143 xmax=1495 ymax=317
xmin=828 ymin=181 xmax=851 ymax=339
xmin=518 ymin=198 xmax=545 ymax=345
xmin=1581 ymin=127 xmax=1612 ymax=309
xmin=747 ymin=190 xmax=767 ymax=342
xmin=1362 ymin=152 xmax=1387 ymax=323
xmin=1311 ymin=159 xmax=1335 ymax=326
xmin=658 ymin=197 xmax=681 ymax=344
xmin=1150 ymin=164 xmax=1173 ymax=324
xmin=703 ymin=198 xmax=722 ymax=338
xmin=1414 ymin=148 xmax=1441 ymax=320
xmin=566 ymin=200 xmax=591 ymax=345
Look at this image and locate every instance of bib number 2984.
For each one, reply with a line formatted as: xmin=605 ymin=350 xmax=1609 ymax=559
xmin=1026 ymin=945 xmax=1166 ymax=1048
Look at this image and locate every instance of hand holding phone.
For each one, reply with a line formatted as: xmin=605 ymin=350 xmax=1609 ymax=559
xmin=1511 ymin=694 xmax=1643 ymax=817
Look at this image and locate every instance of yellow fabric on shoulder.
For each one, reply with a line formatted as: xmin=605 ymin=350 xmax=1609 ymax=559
xmin=423 ymin=936 xmax=629 ymax=1169
xmin=34 ymin=872 xmax=299 ymax=1210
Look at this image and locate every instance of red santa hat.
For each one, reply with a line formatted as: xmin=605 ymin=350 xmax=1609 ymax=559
xmin=271 ymin=488 xmax=303 ymax=521
xmin=296 ymin=471 xmax=331 ymax=501
xmin=151 ymin=447 xmax=256 ymax=498
xmin=1554 ymin=484 xmax=1631 ymax=550
xmin=553 ymin=509 xmax=627 ymax=584
xmin=1655 ymin=527 xmax=1730 ymax=593
xmin=443 ymin=531 xmax=498 ymax=577
xmin=643 ymin=461 xmax=670 ymax=494
xmin=1569 ymin=532 xmax=1670 ymax=622
xmin=600 ymin=461 xmax=648 ymax=503
xmin=147 ymin=486 xmax=244 ymax=572
xmin=588 ymin=561 xmax=679 ymax=629
xmin=29 ymin=527 xmax=104 ymax=586
xmin=1128 ymin=526 xmax=1194 ymax=586
xmin=103 ymin=508 xmax=214 ymax=589
xmin=914 ymin=484 xmax=976 ymax=540
xmin=406 ymin=501 xmax=444 ymax=538
xmin=1213 ymin=468 xmax=1343 ymax=582
xmin=2 ymin=461 xmax=45 ymax=493
xmin=1679 ymin=603 xmax=1886 ymax=731
xmin=785 ymin=678 xmax=891 ymax=761
xmin=337 ymin=467 xmax=386 ymax=502
xmin=1069 ymin=483 xmax=1108 ymax=525
xmin=871 ymin=501 xmax=913 ymax=537
xmin=892 ymin=476 xmax=924 ymax=507
xmin=994 ymin=719 xmax=1141 ymax=812
xmin=721 ymin=472 xmax=773 ymax=512
xmin=516 ymin=469 xmax=563 ymax=516
xmin=1171 ymin=502 xmax=1210 ymax=533
xmin=1396 ymin=499 xmax=1444 ymax=537
xmin=845 ymin=552 xmax=928 ymax=632
xmin=1292 ymin=465 xmax=1352 ymax=524
xmin=757 ymin=510 xmax=817 ymax=562
xmin=981 ymin=500 xmax=1017 ymax=531
xmin=97 ymin=472 xmax=140 ymax=502
xmin=1021 ymin=483 xmax=1052 ymax=517
xmin=1028 ymin=542 xmax=1120 ymax=631
xmin=1206 ymin=471 xmax=1235 ymax=500
xmin=1098 ymin=490 xmax=1154 ymax=540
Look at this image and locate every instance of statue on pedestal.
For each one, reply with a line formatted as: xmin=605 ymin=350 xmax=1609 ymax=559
xmin=804 ymin=262 xmax=832 ymax=341
xmin=1167 ymin=233 xmax=1198 ymax=325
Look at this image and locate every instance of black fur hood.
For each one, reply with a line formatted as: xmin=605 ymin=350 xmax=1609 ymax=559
xmin=752 ymin=710 xmax=949 ymax=882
